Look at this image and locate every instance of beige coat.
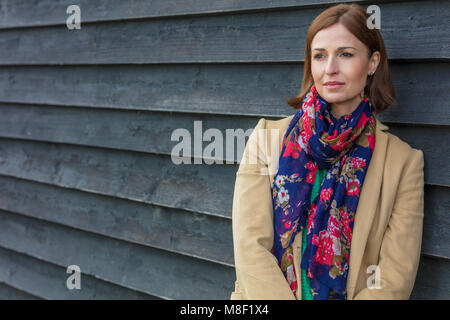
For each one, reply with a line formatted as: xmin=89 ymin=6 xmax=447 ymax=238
xmin=231 ymin=115 xmax=424 ymax=300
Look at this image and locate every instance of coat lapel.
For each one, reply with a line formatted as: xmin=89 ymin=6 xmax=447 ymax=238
xmin=345 ymin=117 xmax=388 ymax=298
xmin=270 ymin=115 xmax=389 ymax=299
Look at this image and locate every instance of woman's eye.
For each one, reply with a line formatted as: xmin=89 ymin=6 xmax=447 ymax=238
xmin=313 ymin=52 xmax=353 ymax=59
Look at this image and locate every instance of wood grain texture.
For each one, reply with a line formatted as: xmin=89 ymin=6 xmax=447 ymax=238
xmin=0 ymin=1 xmax=448 ymax=64
xmin=0 ymin=62 xmax=448 ymax=124
xmin=0 ymin=107 xmax=447 ymax=185
xmin=0 ymin=245 xmax=161 ymax=300
xmin=0 ymin=145 xmax=448 ymax=259
xmin=410 ymin=255 xmax=450 ymax=300
xmin=0 ymin=282 xmax=40 ymax=300
xmin=0 ymin=176 xmax=233 ymax=266
xmin=0 ymin=210 xmax=235 ymax=299
xmin=0 ymin=0 xmax=375 ymax=29
xmin=422 ymin=185 xmax=450 ymax=259
xmin=0 ymin=138 xmax=236 ymax=217
xmin=0 ymin=211 xmax=449 ymax=300
xmin=0 ymin=0 xmax=448 ymax=300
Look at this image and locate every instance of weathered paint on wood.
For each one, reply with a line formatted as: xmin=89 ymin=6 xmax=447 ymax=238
xmin=0 ymin=62 xmax=448 ymax=124
xmin=0 ymin=176 xmax=234 ymax=265
xmin=410 ymin=255 xmax=450 ymax=300
xmin=0 ymin=212 xmax=447 ymax=299
xmin=0 ymin=210 xmax=234 ymax=299
xmin=0 ymin=1 xmax=448 ymax=64
xmin=0 ymin=0 xmax=373 ymax=29
xmin=0 ymin=245 xmax=161 ymax=300
xmin=0 ymin=170 xmax=448 ymax=262
xmin=0 ymin=0 xmax=448 ymax=300
xmin=422 ymin=186 xmax=450 ymax=258
xmin=0 ymin=282 xmax=40 ymax=300
xmin=0 ymin=106 xmax=449 ymax=184
xmin=0 ymin=138 xmax=236 ymax=217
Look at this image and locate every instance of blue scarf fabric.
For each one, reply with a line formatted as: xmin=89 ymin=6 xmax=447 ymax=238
xmin=271 ymin=85 xmax=376 ymax=299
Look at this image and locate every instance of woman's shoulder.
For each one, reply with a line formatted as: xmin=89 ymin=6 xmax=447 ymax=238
xmin=259 ymin=114 xmax=295 ymax=131
xmin=249 ymin=115 xmax=295 ymax=142
xmin=379 ymin=121 xmax=424 ymax=169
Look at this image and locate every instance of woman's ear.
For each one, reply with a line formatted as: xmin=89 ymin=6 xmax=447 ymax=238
xmin=369 ymin=51 xmax=381 ymax=75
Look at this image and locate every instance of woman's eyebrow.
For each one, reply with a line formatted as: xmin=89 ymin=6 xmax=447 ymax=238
xmin=312 ymin=46 xmax=356 ymax=51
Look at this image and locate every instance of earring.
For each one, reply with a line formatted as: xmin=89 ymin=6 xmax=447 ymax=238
xmin=369 ymin=72 xmax=374 ymax=76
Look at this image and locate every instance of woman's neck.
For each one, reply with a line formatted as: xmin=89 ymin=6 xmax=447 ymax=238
xmin=329 ymin=92 xmax=364 ymax=119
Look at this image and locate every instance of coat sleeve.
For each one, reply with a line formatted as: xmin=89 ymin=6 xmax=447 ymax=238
xmin=353 ymin=148 xmax=425 ymax=299
xmin=231 ymin=118 xmax=296 ymax=300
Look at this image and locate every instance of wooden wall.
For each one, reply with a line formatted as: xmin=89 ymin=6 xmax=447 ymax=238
xmin=0 ymin=0 xmax=448 ymax=299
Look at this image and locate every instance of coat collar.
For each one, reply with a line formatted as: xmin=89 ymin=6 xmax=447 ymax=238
xmin=270 ymin=115 xmax=389 ymax=299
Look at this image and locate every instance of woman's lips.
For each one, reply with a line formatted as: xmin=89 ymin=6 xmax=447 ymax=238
xmin=324 ymin=82 xmax=344 ymax=89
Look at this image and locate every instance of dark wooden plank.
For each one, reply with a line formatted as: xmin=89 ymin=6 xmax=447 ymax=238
xmin=0 ymin=211 xmax=446 ymax=300
xmin=0 ymin=138 xmax=237 ymax=217
xmin=0 ymin=245 xmax=161 ymax=300
xmin=0 ymin=176 xmax=233 ymax=265
xmin=0 ymin=205 xmax=449 ymax=299
xmin=0 ymin=0 xmax=374 ymax=29
xmin=0 ymin=64 xmax=297 ymax=117
xmin=0 ymin=62 xmax=447 ymax=124
xmin=377 ymin=63 xmax=450 ymax=126
xmin=0 ymin=282 xmax=40 ymax=300
xmin=0 ymin=1 xmax=448 ymax=64
xmin=411 ymin=255 xmax=450 ymax=299
xmin=0 ymin=138 xmax=448 ymax=257
xmin=422 ymin=185 xmax=450 ymax=258
xmin=0 ymin=210 xmax=235 ymax=299
xmin=386 ymin=125 xmax=450 ymax=187
xmin=0 ymin=175 xmax=447 ymax=259
xmin=0 ymin=104 xmax=258 ymax=163
xmin=0 ymin=128 xmax=446 ymax=219
xmin=0 ymin=106 xmax=448 ymax=185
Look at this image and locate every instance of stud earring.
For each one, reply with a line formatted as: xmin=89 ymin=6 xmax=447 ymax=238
xmin=369 ymin=72 xmax=374 ymax=76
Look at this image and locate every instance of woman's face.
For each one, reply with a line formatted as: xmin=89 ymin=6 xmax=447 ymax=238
xmin=310 ymin=23 xmax=380 ymax=117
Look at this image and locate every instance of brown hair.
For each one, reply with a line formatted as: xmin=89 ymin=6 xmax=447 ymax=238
xmin=286 ymin=3 xmax=396 ymax=113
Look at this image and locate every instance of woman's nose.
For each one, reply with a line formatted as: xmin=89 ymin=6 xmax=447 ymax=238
xmin=325 ymin=57 xmax=339 ymax=74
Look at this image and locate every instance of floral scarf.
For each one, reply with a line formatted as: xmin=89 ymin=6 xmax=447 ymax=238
xmin=271 ymin=85 xmax=376 ymax=299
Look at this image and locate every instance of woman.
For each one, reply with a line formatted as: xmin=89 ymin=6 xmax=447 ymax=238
xmin=231 ymin=3 xmax=424 ymax=300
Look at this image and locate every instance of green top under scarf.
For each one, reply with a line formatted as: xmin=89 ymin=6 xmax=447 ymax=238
xmin=301 ymin=167 xmax=327 ymax=300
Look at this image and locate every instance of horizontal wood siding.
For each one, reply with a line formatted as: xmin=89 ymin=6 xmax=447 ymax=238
xmin=0 ymin=62 xmax=448 ymax=122
xmin=0 ymin=1 xmax=448 ymax=64
xmin=0 ymin=0 xmax=448 ymax=299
